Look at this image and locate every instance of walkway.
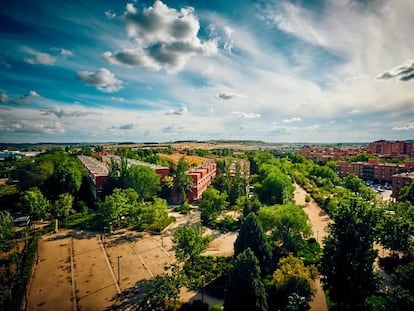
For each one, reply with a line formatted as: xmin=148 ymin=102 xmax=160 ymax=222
xmin=294 ymin=183 xmax=332 ymax=311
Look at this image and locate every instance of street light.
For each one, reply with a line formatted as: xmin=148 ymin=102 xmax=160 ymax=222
xmin=117 ymin=256 xmax=122 ymax=285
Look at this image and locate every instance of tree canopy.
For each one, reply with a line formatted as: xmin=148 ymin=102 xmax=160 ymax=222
xmin=0 ymin=211 xmax=14 ymax=252
xmin=173 ymin=224 xmax=210 ymax=263
xmin=198 ymin=187 xmax=228 ymax=225
xmin=125 ymin=165 xmax=161 ymax=201
xmin=320 ymin=199 xmax=379 ymax=310
xmin=224 ymin=248 xmax=268 ymax=311
xmin=18 ymin=187 xmax=50 ymax=220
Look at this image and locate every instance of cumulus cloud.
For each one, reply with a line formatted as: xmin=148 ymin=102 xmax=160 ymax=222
xmin=6 ymin=120 xmax=65 ymax=134
xmin=376 ymin=59 xmax=414 ymax=82
xmin=0 ymin=90 xmax=39 ymax=105
xmin=40 ymin=107 xmax=101 ymax=118
xmin=165 ymin=107 xmax=187 ymax=115
xmin=216 ymin=92 xmax=239 ymax=100
xmin=76 ymin=68 xmax=123 ymax=93
xmin=24 ymin=49 xmax=56 ymax=65
xmin=348 ymin=109 xmax=359 ymax=114
xmin=232 ymin=111 xmax=261 ymax=118
xmin=392 ymin=123 xmax=414 ymax=131
xmin=104 ymin=1 xmax=218 ymax=73
xmin=282 ymin=117 xmax=302 ymax=123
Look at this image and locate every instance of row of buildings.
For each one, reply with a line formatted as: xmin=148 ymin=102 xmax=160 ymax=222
xmin=77 ymin=154 xmax=219 ymax=203
xmin=297 ymin=140 xmax=413 ymax=163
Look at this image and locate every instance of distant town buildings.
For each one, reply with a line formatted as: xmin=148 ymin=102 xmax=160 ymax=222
xmin=368 ymin=140 xmax=413 ymax=158
xmin=296 ymin=147 xmax=367 ymax=163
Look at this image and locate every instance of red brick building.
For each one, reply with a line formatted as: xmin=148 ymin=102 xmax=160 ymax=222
xmin=297 ymin=147 xmax=367 ymax=163
xmin=185 ymin=162 xmax=217 ymax=202
xmin=368 ymin=140 xmax=413 ymax=158
xmin=77 ymin=155 xmax=109 ymax=200
xmin=392 ymin=172 xmax=414 ymax=199
xmin=337 ymin=159 xmax=414 ymax=182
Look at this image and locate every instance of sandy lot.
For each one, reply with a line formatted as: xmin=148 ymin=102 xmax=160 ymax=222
xmin=26 ymin=210 xmax=235 ymax=310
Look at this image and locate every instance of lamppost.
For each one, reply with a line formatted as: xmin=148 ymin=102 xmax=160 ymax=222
xmin=117 ymin=256 xmax=122 ymax=284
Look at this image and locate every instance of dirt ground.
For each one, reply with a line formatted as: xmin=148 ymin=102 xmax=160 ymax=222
xmin=26 ymin=209 xmax=235 ymax=310
xmin=294 ymin=183 xmax=331 ymax=311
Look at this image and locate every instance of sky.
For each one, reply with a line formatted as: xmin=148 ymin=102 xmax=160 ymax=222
xmin=0 ymin=0 xmax=413 ymax=143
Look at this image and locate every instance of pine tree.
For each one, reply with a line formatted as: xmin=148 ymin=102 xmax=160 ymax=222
xmin=234 ymin=212 xmax=272 ymax=275
xmin=224 ymin=248 xmax=268 ymax=311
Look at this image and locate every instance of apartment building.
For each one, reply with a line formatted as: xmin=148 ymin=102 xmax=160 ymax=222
xmin=297 ymin=147 xmax=367 ymax=163
xmin=392 ymin=172 xmax=414 ymax=199
xmin=77 ymin=155 xmax=109 ymax=200
xmin=368 ymin=140 xmax=413 ymax=158
xmin=337 ymin=159 xmax=414 ymax=182
xmin=185 ymin=161 xmax=217 ymax=202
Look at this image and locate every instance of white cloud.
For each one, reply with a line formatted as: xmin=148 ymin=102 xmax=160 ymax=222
xmin=348 ymin=109 xmax=359 ymax=114
xmin=110 ymin=97 xmax=125 ymax=102
xmin=24 ymin=49 xmax=56 ymax=65
xmin=76 ymin=68 xmax=123 ymax=93
xmin=165 ymin=107 xmax=187 ymax=115
xmin=104 ymin=1 xmax=218 ymax=73
xmin=232 ymin=111 xmax=261 ymax=119
xmin=0 ymin=90 xmax=40 ymax=105
xmin=40 ymin=107 xmax=101 ymax=118
xmin=216 ymin=92 xmax=239 ymax=100
xmin=392 ymin=123 xmax=414 ymax=131
xmin=105 ymin=10 xmax=117 ymax=19
xmin=282 ymin=117 xmax=301 ymax=123
xmin=0 ymin=93 xmax=9 ymax=103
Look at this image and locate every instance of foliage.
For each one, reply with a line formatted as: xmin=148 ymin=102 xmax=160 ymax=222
xmin=320 ymin=199 xmax=379 ymax=310
xmin=173 ymin=224 xmax=211 ymax=263
xmin=236 ymin=195 xmax=261 ymax=218
xmin=175 ymin=157 xmax=194 ymax=203
xmin=377 ymin=212 xmax=413 ymax=255
xmin=140 ymin=198 xmax=173 ymax=232
xmin=50 ymin=157 xmax=83 ymax=196
xmin=342 ymin=173 xmax=374 ymax=200
xmin=234 ymin=213 xmax=272 ymax=275
xmin=198 ymin=187 xmax=228 ymax=225
xmin=52 ymin=193 xmax=74 ymax=221
xmin=124 ymin=164 xmax=161 ymax=201
xmin=0 ymin=210 xmax=14 ymax=252
xmin=268 ymin=254 xmax=317 ymax=311
xmin=255 ymin=165 xmax=293 ymax=205
xmin=224 ymin=248 xmax=268 ymax=311
xmin=258 ymin=204 xmax=311 ymax=253
xmin=18 ymin=187 xmax=51 ymax=220
xmin=297 ymin=238 xmax=321 ymax=265
xmin=399 ymin=181 xmax=414 ymax=205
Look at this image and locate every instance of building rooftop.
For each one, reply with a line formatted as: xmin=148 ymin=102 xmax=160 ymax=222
xmin=77 ymin=155 xmax=109 ymax=176
xmin=104 ymin=155 xmax=169 ymax=170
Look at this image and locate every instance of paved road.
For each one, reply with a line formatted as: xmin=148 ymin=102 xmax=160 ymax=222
xmin=294 ymin=183 xmax=332 ymax=311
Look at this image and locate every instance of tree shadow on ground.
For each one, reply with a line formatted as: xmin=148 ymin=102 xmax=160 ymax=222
xmin=104 ymin=232 xmax=144 ymax=248
xmin=106 ymin=280 xmax=149 ymax=311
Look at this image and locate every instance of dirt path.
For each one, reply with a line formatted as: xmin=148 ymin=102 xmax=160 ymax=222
xmin=294 ymin=183 xmax=331 ymax=311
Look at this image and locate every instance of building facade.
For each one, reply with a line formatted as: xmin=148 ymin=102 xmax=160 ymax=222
xmin=77 ymin=155 xmax=109 ymax=200
xmin=368 ymin=140 xmax=413 ymax=158
xmin=186 ymin=162 xmax=217 ymax=202
xmin=337 ymin=159 xmax=414 ymax=183
xmin=392 ymin=172 xmax=414 ymax=200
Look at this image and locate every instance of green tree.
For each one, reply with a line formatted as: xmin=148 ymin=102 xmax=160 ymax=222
xmin=268 ymin=254 xmax=317 ymax=311
xmin=175 ymin=158 xmax=194 ymax=203
xmin=13 ymin=159 xmax=54 ymax=191
xmin=320 ymin=200 xmax=379 ymax=310
xmin=140 ymin=198 xmax=171 ymax=231
xmin=0 ymin=211 xmax=14 ymax=252
xmin=51 ymin=157 xmax=83 ymax=196
xmin=98 ymin=188 xmax=140 ymax=227
xmin=125 ymin=165 xmax=161 ymax=201
xmin=198 ymin=187 xmax=228 ymax=225
xmin=399 ymin=182 xmax=414 ymax=205
xmin=258 ymin=204 xmax=311 ymax=253
xmin=378 ymin=213 xmax=413 ymax=255
xmin=52 ymin=193 xmax=74 ymax=223
xmin=19 ymin=187 xmax=50 ymax=220
xmin=256 ymin=169 xmax=293 ymax=205
xmin=234 ymin=213 xmax=272 ymax=275
xmin=224 ymin=248 xmax=268 ymax=311
xmin=173 ymin=224 xmax=211 ymax=263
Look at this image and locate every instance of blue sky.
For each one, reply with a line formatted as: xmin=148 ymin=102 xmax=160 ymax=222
xmin=0 ymin=0 xmax=413 ymax=143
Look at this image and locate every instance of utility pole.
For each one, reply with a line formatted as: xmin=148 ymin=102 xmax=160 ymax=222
xmin=117 ymin=256 xmax=122 ymax=285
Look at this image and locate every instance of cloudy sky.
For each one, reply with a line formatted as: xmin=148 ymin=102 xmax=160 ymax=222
xmin=1 ymin=0 xmax=413 ymax=143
